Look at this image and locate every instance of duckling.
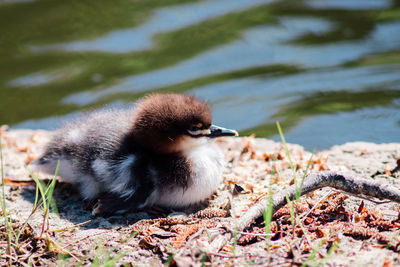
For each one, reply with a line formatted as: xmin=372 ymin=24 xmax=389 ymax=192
xmin=32 ymin=93 xmax=238 ymax=216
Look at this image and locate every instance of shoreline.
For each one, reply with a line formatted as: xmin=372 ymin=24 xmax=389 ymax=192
xmin=2 ymin=128 xmax=399 ymax=178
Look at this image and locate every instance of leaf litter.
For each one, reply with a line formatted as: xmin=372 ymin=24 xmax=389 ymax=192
xmin=1 ymin=128 xmax=400 ymax=265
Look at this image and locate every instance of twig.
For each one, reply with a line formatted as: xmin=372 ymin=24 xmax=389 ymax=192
xmin=300 ymin=189 xmax=333 ymax=221
xmin=61 ymin=230 xmax=109 ymax=250
xmin=50 ymin=220 xmax=91 ymax=233
xmin=209 ymin=171 xmax=400 ymax=252
xmin=207 ymin=252 xmax=269 ymax=259
xmin=2 ymin=254 xmax=31 ymax=267
xmin=331 ymin=189 xmax=391 ymax=204
xmin=238 ymin=231 xmax=273 ymax=237
xmin=44 ymin=233 xmax=83 ymax=262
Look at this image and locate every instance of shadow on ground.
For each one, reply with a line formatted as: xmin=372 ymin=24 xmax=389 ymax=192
xmin=19 ymin=181 xmax=153 ymax=229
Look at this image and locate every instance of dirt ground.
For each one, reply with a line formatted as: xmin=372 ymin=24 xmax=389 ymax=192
xmin=1 ymin=128 xmax=400 ymax=266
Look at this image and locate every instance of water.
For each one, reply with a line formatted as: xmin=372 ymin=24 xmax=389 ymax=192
xmin=1 ymin=0 xmax=399 ymax=150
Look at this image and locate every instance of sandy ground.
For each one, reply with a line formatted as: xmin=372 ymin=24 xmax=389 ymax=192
xmin=1 ymin=128 xmax=400 ymax=266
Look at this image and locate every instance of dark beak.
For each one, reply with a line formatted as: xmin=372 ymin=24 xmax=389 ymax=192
xmin=208 ymin=125 xmax=239 ymax=138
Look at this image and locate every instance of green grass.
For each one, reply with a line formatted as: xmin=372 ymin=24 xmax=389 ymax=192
xmin=0 ymin=143 xmax=133 ymax=265
xmin=300 ymin=238 xmax=340 ymax=266
xmin=274 ymin=122 xmax=341 ymax=265
xmin=277 ymin=120 xmax=313 ymax=206
xmin=0 ymin=136 xmax=12 ymax=262
xmin=276 ymin=121 xmax=300 ymax=244
xmin=91 ymin=243 xmax=127 ymax=267
xmin=164 ymin=254 xmax=175 ymax=267
xmin=72 ymin=237 xmax=130 ymax=267
xmin=276 ymin=121 xmax=299 ymax=197
xmin=276 ymin=121 xmax=324 ymax=262
xmin=0 ymin=146 xmax=67 ymax=265
xmin=301 ymin=239 xmax=327 ymax=267
xmin=28 ymin=162 xmax=59 ymax=237
xmin=263 ymin=194 xmax=274 ymax=250
xmin=260 ymin=122 xmax=298 ymax=251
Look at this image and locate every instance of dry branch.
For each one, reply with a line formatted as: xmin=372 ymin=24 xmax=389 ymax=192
xmin=209 ymin=171 xmax=400 ymax=253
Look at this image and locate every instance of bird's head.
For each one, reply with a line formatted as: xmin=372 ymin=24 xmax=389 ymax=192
xmin=131 ymin=93 xmax=238 ymax=153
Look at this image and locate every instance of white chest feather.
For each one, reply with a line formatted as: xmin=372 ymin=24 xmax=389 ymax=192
xmin=147 ymin=142 xmax=224 ymax=208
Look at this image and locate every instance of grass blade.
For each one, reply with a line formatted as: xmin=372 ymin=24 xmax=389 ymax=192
xmin=276 ymin=121 xmax=302 ymax=201
xmin=263 ymin=194 xmax=274 ymax=249
xmin=0 ymin=136 xmax=12 ymax=256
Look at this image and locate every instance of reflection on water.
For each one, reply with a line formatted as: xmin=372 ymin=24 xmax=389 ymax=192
xmin=7 ymin=71 xmax=62 ymax=87
xmin=33 ymin=0 xmax=270 ymax=53
xmin=307 ymin=0 xmax=391 ymax=10
xmin=63 ymin=19 xmax=400 ymax=106
xmin=191 ymin=65 xmax=400 ymax=131
xmin=281 ymin=105 xmax=400 ymax=149
xmin=62 ymin=17 xmax=333 ymax=105
xmin=1 ymin=0 xmax=400 ymax=150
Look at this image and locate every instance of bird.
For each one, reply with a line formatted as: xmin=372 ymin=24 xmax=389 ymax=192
xmin=32 ymin=93 xmax=238 ymax=216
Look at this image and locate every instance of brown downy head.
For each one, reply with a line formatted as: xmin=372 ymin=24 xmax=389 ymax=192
xmin=131 ymin=93 xmax=238 ymax=153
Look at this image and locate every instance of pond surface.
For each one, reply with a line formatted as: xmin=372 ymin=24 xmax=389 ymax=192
xmin=1 ymin=0 xmax=400 ymax=150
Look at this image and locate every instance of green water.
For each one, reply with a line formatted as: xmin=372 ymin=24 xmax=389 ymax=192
xmin=1 ymin=0 xmax=400 ymax=149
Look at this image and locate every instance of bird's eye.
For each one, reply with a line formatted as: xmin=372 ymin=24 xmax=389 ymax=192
xmin=190 ymin=123 xmax=203 ymax=131
xmin=187 ymin=123 xmax=208 ymax=136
